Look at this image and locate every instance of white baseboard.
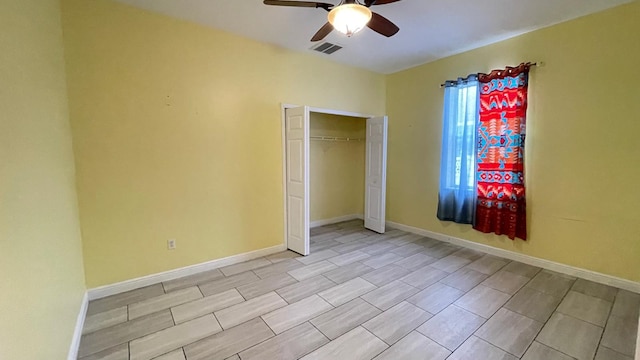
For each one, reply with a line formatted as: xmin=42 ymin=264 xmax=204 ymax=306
xmin=636 ymin=317 xmax=640 ymax=360
xmin=87 ymin=244 xmax=286 ymax=300
xmin=386 ymin=221 xmax=640 ymax=294
xmin=68 ymin=291 xmax=88 ymax=360
xmin=310 ymin=214 xmax=364 ymax=228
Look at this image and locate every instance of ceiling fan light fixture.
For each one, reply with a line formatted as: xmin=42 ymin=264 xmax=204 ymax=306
xmin=328 ymin=3 xmax=372 ymax=37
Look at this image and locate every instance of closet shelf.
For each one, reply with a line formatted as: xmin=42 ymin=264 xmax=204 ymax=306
xmin=310 ymin=136 xmax=364 ymax=142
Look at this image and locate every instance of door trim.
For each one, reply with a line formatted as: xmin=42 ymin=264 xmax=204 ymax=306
xmin=281 ymin=103 xmax=384 ymax=253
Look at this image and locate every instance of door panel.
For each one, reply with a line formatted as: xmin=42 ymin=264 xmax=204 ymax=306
xmin=367 ymin=187 xmax=381 ymax=221
xmin=364 ymin=116 xmax=388 ymax=233
xmin=285 ymin=107 xmax=310 ymax=255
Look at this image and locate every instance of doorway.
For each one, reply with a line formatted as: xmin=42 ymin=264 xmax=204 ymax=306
xmin=282 ymin=105 xmax=388 ymax=256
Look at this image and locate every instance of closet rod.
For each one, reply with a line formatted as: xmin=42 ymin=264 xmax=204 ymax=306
xmin=310 ymin=136 xmax=364 ymax=142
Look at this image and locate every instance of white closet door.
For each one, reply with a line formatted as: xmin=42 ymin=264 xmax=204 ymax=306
xmin=364 ymin=116 xmax=388 ymax=233
xmin=285 ymin=107 xmax=310 ymax=255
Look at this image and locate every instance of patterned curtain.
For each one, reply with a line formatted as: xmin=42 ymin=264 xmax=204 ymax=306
xmin=474 ymin=63 xmax=530 ymax=240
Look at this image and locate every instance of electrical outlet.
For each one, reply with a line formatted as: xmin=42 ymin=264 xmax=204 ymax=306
xmin=167 ymin=239 xmax=176 ymax=250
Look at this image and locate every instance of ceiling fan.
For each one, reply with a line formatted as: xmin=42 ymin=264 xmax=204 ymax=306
xmin=263 ymin=0 xmax=401 ymax=42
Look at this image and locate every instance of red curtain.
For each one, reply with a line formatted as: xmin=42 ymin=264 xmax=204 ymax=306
xmin=474 ymin=63 xmax=530 ymax=240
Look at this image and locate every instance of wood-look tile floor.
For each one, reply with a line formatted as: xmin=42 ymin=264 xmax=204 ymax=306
xmin=78 ymin=220 xmax=640 ymax=360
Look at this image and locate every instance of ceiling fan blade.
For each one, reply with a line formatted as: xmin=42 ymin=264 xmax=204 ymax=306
xmin=367 ymin=12 xmax=399 ymax=37
xmin=311 ymin=22 xmax=334 ymax=41
xmin=364 ymin=0 xmax=401 ymax=6
xmin=263 ymin=0 xmax=333 ymax=9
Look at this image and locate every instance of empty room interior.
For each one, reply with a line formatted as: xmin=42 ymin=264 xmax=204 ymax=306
xmin=2 ymin=0 xmax=640 ymax=359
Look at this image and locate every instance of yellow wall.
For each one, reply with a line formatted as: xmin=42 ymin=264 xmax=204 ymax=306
xmin=60 ymin=0 xmax=386 ymax=287
xmin=310 ymin=113 xmax=366 ymax=222
xmin=386 ymin=2 xmax=640 ymax=282
xmin=0 ymin=0 xmax=86 ymax=358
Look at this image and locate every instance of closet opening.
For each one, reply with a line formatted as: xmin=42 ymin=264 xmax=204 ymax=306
xmin=310 ymin=112 xmax=366 ymax=228
xmin=282 ymin=105 xmax=388 ymax=256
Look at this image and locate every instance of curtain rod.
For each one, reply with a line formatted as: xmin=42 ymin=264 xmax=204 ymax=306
xmin=439 ymin=62 xmax=542 ymax=88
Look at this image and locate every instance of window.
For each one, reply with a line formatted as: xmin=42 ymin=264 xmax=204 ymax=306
xmin=436 ymin=76 xmax=478 ymax=224
xmin=451 ymin=83 xmax=477 ymax=189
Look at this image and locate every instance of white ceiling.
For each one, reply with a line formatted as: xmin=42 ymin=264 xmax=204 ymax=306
xmin=115 ymin=0 xmax=632 ymax=74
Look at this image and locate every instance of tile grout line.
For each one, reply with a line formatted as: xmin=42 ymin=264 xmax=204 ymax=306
xmin=384 ymin=327 xmax=452 ymax=357
xmin=448 ymin=264 xmax=533 ymax=358
xmin=357 ymin=282 xmax=420 ymax=312
xmin=232 ymin=317 xmax=278 ymax=357
xmin=139 ymin=315 xmax=227 ymax=360
xmin=307 ymin=319 xmax=333 ymax=343
xmin=196 ymin=286 xmax=205 ymax=298
xmin=358 ymin=325 xmax=393 ymax=352
xmin=358 ymin=293 xmax=389 ymax=312
xmin=149 ymin=312 xmax=236 ymax=359
xmin=600 ymin=345 xmax=635 ymax=359
xmin=591 ymin=288 xmax=619 ymax=359
xmin=520 ymin=276 xmax=579 ymax=359
xmin=362 ymin=301 xmax=434 ymax=347
xmin=423 ymin=303 xmax=489 ymax=356
xmin=484 ymin=267 xmax=541 ymax=358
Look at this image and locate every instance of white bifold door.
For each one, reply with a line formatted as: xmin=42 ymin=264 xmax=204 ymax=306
xmin=285 ymin=106 xmax=310 ymax=255
xmin=364 ymin=116 xmax=388 ymax=233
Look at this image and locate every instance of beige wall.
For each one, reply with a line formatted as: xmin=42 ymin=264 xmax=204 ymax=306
xmin=386 ymin=2 xmax=640 ymax=282
xmin=2 ymin=1 xmax=638 ymax=357
xmin=60 ymin=0 xmax=386 ymax=287
xmin=310 ymin=113 xmax=366 ymax=222
xmin=0 ymin=0 xmax=86 ymax=359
